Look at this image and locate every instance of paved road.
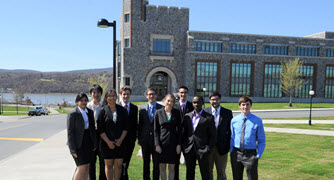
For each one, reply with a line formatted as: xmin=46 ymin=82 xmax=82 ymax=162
xmin=232 ymin=108 xmax=334 ymax=118
xmin=0 ymin=114 xmax=66 ymax=161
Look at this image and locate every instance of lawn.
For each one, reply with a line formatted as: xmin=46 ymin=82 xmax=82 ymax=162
xmin=265 ymin=124 xmax=334 ymax=131
xmin=263 ymin=116 xmax=334 ymax=120
xmin=95 ymin=132 xmax=334 ymax=179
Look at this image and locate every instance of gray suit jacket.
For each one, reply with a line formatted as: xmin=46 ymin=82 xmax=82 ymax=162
xmin=67 ymin=107 xmax=97 ymax=154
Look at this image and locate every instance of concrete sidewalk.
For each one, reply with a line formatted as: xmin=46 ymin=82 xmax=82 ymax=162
xmin=263 ymin=120 xmax=334 ymax=124
xmin=0 ymin=129 xmax=75 ymax=180
xmin=265 ymin=127 xmax=334 ymax=136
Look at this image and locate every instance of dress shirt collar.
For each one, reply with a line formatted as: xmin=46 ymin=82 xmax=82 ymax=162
xmin=180 ymin=100 xmax=188 ymax=107
xmin=120 ymin=101 xmax=130 ymax=107
xmin=148 ymin=102 xmax=156 ymax=109
xmin=78 ymin=106 xmax=88 ymax=114
xmin=192 ymin=109 xmax=203 ymax=118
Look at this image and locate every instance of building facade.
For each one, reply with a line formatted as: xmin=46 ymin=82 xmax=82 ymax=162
xmin=117 ymin=0 xmax=334 ymax=102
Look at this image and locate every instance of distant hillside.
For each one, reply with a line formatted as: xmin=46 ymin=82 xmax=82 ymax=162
xmin=0 ymin=67 xmax=113 ymax=74
xmin=0 ymin=71 xmax=113 ymax=93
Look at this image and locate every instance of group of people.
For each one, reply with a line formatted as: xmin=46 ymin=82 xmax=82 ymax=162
xmin=66 ymin=85 xmax=266 ymax=180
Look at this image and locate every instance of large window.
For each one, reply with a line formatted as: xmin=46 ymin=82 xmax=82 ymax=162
xmin=193 ymin=41 xmax=222 ymax=52
xmin=196 ymin=61 xmax=219 ymax=97
xmin=295 ymin=65 xmax=315 ymax=98
xmin=263 ymin=45 xmax=288 ymax=55
xmin=326 ymin=48 xmax=334 ymax=57
xmin=231 ymin=63 xmax=252 ymax=96
xmin=264 ymin=64 xmax=282 ymax=98
xmin=229 ymin=43 xmax=256 ymax=54
xmin=325 ymin=66 xmax=334 ymax=98
xmin=295 ymin=47 xmax=319 ymax=57
xmin=153 ymin=39 xmax=171 ymax=53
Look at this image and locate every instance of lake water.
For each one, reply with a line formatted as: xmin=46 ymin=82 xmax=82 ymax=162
xmin=1 ymin=93 xmax=78 ymax=105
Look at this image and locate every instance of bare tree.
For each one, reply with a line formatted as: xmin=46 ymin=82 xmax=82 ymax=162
xmin=280 ymin=58 xmax=305 ymax=107
xmin=88 ymin=72 xmax=110 ymax=94
xmin=14 ymin=90 xmax=24 ymax=114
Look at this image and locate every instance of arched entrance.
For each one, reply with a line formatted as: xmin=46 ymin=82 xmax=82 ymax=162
xmin=145 ymin=67 xmax=178 ymax=101
xmin=150 ymin=72 xmax=168 ymax=100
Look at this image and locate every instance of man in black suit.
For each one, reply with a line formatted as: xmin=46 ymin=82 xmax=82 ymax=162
xmin=138 ymin=88 xmax=163 ymax=180
xmin=204 ymin=92 xmax=233 ymax=180
xmin=119 ymin=86 xmax=139 ymax=180
xmin=173 ymin=86 xmax=194 ymax=180
xmin=182 ymin=95 xmax=217 ymax=180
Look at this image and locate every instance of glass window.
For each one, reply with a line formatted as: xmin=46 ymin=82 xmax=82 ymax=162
xmin=196 ymin=61 xmax=218 ymax=97
xmin=264 ymin=64 xmax=282 ymax=98
xmin=193 ymin=41 xmax=222 ymax=52
xmin=295 ymin=47 xmax=319 ymax=57
xmin=229 ymin=44 xmax=256 ymax=54
xmin=325 ymin=66 xmax=334 ymax=98
xmin=231 ymin=63 xmax=252 ymax=96
xmin=326 ymin=49 xmax=334 ymax=57
xmin=124 ymin=14 xmax=130 ymax=22
xmin=125 ymin=77 xmax=130 ymax=86
xmin=125 ymin=38 xmax=130 ymax=47
xmin=263 ymin=45 xmax=288 ymax=55
xmin=153 ymin=39 xmax=171 ymax=53
xmin=295 ymin=65 xmax=315 ymax=98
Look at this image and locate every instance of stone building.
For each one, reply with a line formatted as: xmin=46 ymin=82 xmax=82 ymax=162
xmin=116 ymin=0 xmax=334 ymax=102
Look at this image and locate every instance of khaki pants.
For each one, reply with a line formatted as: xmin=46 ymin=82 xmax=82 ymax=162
xmin=209 ymin=146 xmax=228 ymax=180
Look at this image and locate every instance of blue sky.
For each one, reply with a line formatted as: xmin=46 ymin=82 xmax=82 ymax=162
xmin=1 ymin=0 xmax=333 ymax=72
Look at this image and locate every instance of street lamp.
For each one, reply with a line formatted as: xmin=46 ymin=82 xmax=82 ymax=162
xmin=97 ymin=18 xmax=117 ymax=89
xmin=203 ymin=87 xmax=207 ymax=108
xmin=308 ymin=90 xmax=315 ymax=126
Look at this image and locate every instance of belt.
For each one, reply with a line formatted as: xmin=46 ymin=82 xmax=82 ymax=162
xmin=234 ymin=147 xmax=256 ymax=154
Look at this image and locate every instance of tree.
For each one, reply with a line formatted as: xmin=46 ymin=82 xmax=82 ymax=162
xmin=13 ymin=90 xmax=24 ymax=114
xmin=280 ymin=58 xmax=305 ymax=107
xmin=88 ymin=72 xmax=109 ymax=94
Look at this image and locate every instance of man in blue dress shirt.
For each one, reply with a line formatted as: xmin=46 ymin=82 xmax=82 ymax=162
xmin=230 ymin=96 xmax=266 ymax=180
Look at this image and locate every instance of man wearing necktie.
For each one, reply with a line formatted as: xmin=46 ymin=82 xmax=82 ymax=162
xmin=119 ymin=86 xmax=138 ymax=180
xmin=230 ymin=96 xmax=266 ymax=180
xmin=204 ymin=92 xmax=233 ymax=180
xmin=174 ymin=86 xmax=194 ymax=180
xmin=138 ymin=88 xmax=163 ymax=180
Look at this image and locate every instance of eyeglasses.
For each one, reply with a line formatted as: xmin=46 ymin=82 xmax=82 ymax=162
xmin=147 ymin=93 xmax=156 ymax=96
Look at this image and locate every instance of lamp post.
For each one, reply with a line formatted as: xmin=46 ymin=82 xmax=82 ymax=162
xmin=308 ymin=90 xmax=315 ymax=126
xmin=203 ymin=87 xmax=207 ymax=108
xmin=97 ymin=18 xmax=117 ymax=89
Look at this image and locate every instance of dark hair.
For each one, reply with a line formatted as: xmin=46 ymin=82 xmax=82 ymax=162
xmin=102 ymin=89 xmax=117 ymax=107
xmin=209 ymin=91 xmax=221 ymax=99
xmin=120 ymin=86 xmax=132 ymax=94
xmin=178 ymin=86 xmax=189 ymax=92
xmin=145 ymin=88 xmax=157 ymax=95
xmin=238 ymin=96 xmax=253 ymax=105
xmin=193 ymin=95 xmax=204 ymax=103
xmin=89 ymin=84 xmax=103 ymax=95
xmin=75 ymin=92 xmax=88 ymax=103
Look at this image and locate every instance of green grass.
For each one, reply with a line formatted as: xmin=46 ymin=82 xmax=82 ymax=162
xmin=265 ymin=124 xmax=334 ymax=131
xmin=263 ymin=116 xmax=334 ymax=120
xmin=212 ymin=102 xmax=334 ymax=111
xmin=94 ymin=132 xmax=334 ymax=179
xmin=2 ymin=105 xmax=34 ymax=111
xmin=0 ymin=112 xmax=30 ymax=116
xmin=54 ymin=109 xmax=70 ymax=114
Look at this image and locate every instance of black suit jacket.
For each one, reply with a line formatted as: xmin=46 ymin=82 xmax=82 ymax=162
xmin=182 ymin=110 xmax=216 ymax=157
xmin=67 ymin=107 xmax=97 ymax=154
xmin=138 ymin=103 xmax=163 ymax=145
xmin=154 ymin=108 xmax=182 ymax=148
xmin=174 ymin=101 xmax=194 ymax=121
xmin=204 ymin=106 xmax=233 ymax=155
xmin=119 ymin=102 xmax=139 ymax=143
xmin=97 ymin=104 xmax=129 ymax=142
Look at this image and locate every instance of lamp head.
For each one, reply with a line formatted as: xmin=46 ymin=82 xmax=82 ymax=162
xmin=309 ymin=90 xmax=315 ymax=96
xmin=97 ymin=18 xmax=110 ymax=28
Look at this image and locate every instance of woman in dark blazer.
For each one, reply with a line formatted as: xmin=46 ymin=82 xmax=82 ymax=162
xmin=97 ymin=90 xmax=128 ymax=180
xmin=67 ymin=92 xmax=97 ymax=180
xmin=154 ymin=93 xmax=182 ymax=180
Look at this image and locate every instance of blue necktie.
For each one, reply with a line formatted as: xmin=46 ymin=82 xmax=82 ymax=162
xmin=149 ymin=106 xmax=154 ymax=122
